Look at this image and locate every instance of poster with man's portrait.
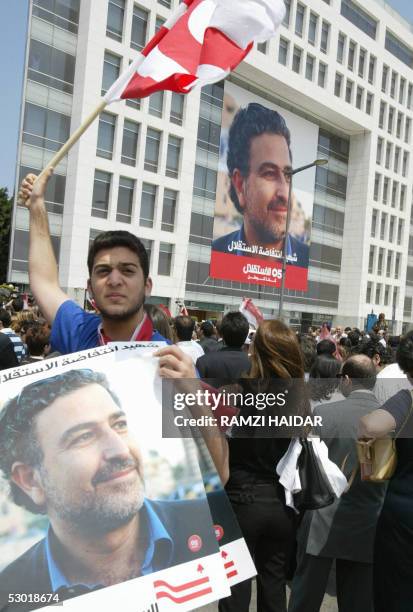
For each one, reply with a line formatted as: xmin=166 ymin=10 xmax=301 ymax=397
xmin=0 ymin=346 xmax=254 ymax=612
xmin=210 ymin=81 xmax=319 ymax=291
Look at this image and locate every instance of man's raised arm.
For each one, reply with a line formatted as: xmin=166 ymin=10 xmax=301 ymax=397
xmin=18 ymin=170 xmax=68 ymax=324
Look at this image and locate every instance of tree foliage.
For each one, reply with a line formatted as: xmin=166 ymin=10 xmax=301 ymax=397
xmin=0 ymin=188 xmax=12 ymax=283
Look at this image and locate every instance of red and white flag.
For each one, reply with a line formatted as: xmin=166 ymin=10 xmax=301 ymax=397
xmin=180 ymin=304 xmax=189 ymax=316
xmin=104 ymin=0 xmax=285 ymax=102
xmin=239 ymin=298 xmax=264 ymax=329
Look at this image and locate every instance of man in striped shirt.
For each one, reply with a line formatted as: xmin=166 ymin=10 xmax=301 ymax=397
xmin=0 ymin=309 xmax=27 ymax=363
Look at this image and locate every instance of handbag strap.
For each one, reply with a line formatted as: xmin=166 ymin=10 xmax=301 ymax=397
xmin=340 ymin=452 xmax=358 ymax=492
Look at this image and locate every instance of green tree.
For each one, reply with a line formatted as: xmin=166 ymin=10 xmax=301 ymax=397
xmin=0 ymin=188 xmax=12 ymax=283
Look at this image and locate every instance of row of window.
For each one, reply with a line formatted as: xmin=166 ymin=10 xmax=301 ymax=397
xmin=381 ymin=64 xmax=413 ymax=109
xmin=279 ymin=38 xmax=327 ymax=88
xmin=91 ymin=169 xmax=178 ymax=233
xmin=337 ymin=32 xmax=376 ymax=86
xmin=373 ymin=174 xmax=407 ymax=211
xmin=102 ymin=50 xmax=185 ymax=125
xmin=334 ymin=72 xmax=374 ymax=114
xmin=96 ymin=111 xmax=182 ymax=177
xmin=341 ymin=0 xmax=377 ymax=40
xmin=366 ymin=282 xmax=398 ymax=307
xmin=368 ymin=245 xmax=402 ymax=278
xmin=376 ymin=137 xmax=410 ymax=178
xmin=106 ymin=0 xmax=169 ymax=50
xmin=378 ymin=101 xmax=411 ymax=142
xmin=371 ymin=208 xmax=405 ymax=245
xmin=28 ymin=38 xmax=76 ymax=95
xmin=33 ymin=0 xmax=80 ymax=34
xmin=283 ymin=0 xmax=330 ymax=54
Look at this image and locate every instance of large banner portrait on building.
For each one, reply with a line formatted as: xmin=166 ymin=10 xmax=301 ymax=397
xmin=210 ymin=82 xmax=319 ymax=291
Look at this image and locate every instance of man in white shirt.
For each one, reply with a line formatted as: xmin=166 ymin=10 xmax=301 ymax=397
xmin=173 ymin=315 xmax=205 ymax=364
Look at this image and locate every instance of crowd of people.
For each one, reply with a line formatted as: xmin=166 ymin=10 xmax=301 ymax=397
xmin=0 ymin=170 xmax=410 ymax=611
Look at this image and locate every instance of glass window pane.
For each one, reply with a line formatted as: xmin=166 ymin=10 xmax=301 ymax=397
xmin=117 ymin=176 xmax=134 ymax=223
xmin=107 ymin=0 xmax=125 ymax=41
xmin=102 ymin=51 xmax=121 ymax=95
xmin=149 ymin=91 xmax=164 ymax=118
xmin=140 ymin=183 xmax=157 ymax=227
xmin=158 ymin=242 xmax=173 ymax=276
xmin=161 ymin=188 xmax=177 ymax=232
xmin=121 ymin=119 xmax=139 ymax=166
xmin=144 ymin=128 xmax=161 ymax=172
xmin=97 ymin=112 xmax=116 ymax=159
xmin=92 ymin=170 xmax=111 ymax=218
xmin=170 ymin=93 xmax=184 ymax=125
xmin=131 ymin=5 xmax=148 ymax=51
xmin=166 ymin=135 xmax=181 ymax=178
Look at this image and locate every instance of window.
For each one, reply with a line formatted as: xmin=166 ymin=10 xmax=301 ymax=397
xmin=312 ymin=204 xmax=345 ymax=235
xmin=161 ymin=189 xmax=177 ymax=232
xmin=385 ymin=142 xmax=392 ymax=169
xmin=140 ymin=238 xmax=152 ymax=270
xmin=399 ymin=77 xmax=406 ymax=104
xmin=375 ymin=284 xmax=381 ymax=304
xmin=385 ymin=30 xmax=413 ymax=68
xmin=395 ymin=253 xmax=401 ymax=279
xmin=149 ymin=91 xmax=164 ymax=118
xmin=106 ymin=0 xmax=125 ymax=42
xmin=376 ymin=137 xmax=383 ymax=165
xmin=396 ymin=112 xmax=403 ymax=139
xmin=391 ymin=181 xmax=398 ymax=208
xmin=393 ymin=287 xmax=398 ymax=310
xmin=358 ymin=48 xmax=366 ymax=77
xmin=373 ymin=173 xmax=380 ymax=200
xmin=318 ymin=62 xmax=327 ymax=87
xmin=116 ymin=176 xmax=134 ymax=223
xmin=102 ymin=51 xmax=121 ymax=96
xmin=408 ymin=84 xmax=413 ymax=109
xmin=381 ymin=65 xmax=389 ymax=93
xmin=92 ymin=170 xmax=111 ymax=218
xmin=144 ymin=128 xmax=161 ymax=172
xmin=23 ymin=103 xmax=70 ymax=152
xmin=121 ymin=119 xmax=139 ymax=166
xmin=194 ymin=165 xmax=217 ymax=200
xmin=278 ymin=38 xmax=289 ymax=66
xmin=12 ymin=229 xmax=60 ymax=273
xmin=405 ymin=117 xmax=411 ymax=143
xmin=368 ymin=245 xmax=375 ymax=273
xmin=257 ymin=41 xmax=267 ymax=54
xmin=334 ymin=73 xmax=343 ymax=97
xmin=295 ymin=3 xmax=305 ymax=37
xmin=380 ymin=213 xmax=387 ymax=240
xmin=379 ymin=101 xmax=386 ymax=129
xmin=166 ymin=135 xmax=181 ymax=178
xmin=158 ymin=0 xmax=171 ymax=7
xmin=32 ymin=0 xmax=80 ymax=33
xmin=140 ymin=183 xmax=157 ymax=227
xmin=388 ymin=107 xmax=394 ymax=134
xmin=383 ymin=177 xmax=389 ymax=204
xmin=305 ymin=55 xmax=315 ymax=81
xmin=397 ymin=219 xmax=404 ymax=245
xmin=308 ymin=12 xmax=318 ymax=45
xmin=97 ymin=112 xmax=116 ymax=159
xmin=345 ymin=80 xmax=353 ymax=104
xmin=155 ymin=16 xmax=165 ymax=33
xmin=377 ymin=248 xmax=384 ymax=274
xmin=400 ymin=184 xmax=406 ymax=210
xmin=292 ymin=47 xmax=302 ymax=73
xmin=355 ymin=84 xmax=363 ymax=108
xmin=320 ymin=21 xmax=330 ymax=53
xmin=28 ymin=39 xmax=75 ymax=94
xmin=348 ymin=40 xmax=356 ymax=71
xmin=371 ymin=209 xmax=378 ymax=237
xmin=197 ymin=117 xmax=221 ymax=154
xmin=366 ymin=281 xmax=372 ymax=303
xmin=283 ymin=0 xmax=291 ymax=27
xmin=368 ymin=55 xmax=376 ymax=84
xmin=19 ymin=164 xmax=65 ymax=215
xmin=403 ymin=152 xmax=409 ymax=177
xmin=389 ymin=215 xmax=395 ymax=242
xmin=131 ymin=5 xmax=148 ymax=51
xmin=158 ymin=243 xmax=174 ymax=276
xmin=366 ymin=92 xmax=373 ymax=115
xmin=394 ymin=147 xmax=401 ymax=173
xmin=170 ymin=93 xmax=184 ymax=125
xmin=384 ymin=285 xmax=390 ymax=306
xmin=390 ymin=71 xmax=397 ymax=98
xmin=126 ymin=98 xmax=141 ymax=111
xmin=337 ymin=32 xmax=346 ymax=64
xmin=341 ymin=0 xmax=377 ymax=39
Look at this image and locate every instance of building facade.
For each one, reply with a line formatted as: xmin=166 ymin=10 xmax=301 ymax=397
xmin=9 ymin=0 xmax=413 ymax=332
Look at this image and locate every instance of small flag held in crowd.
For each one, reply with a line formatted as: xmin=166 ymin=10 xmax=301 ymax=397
xmin=239 ymin=298 xmax=264 ymax=329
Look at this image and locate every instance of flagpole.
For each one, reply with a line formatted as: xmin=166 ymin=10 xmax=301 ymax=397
xmin=36 ymin=99 xmax=108 ymax=181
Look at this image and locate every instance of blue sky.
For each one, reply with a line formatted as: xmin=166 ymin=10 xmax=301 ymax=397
xmin=1 ymin=0 xmax=413 ymax=194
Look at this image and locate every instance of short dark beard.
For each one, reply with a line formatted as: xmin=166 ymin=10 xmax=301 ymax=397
xmin=249 ymin=217 xmax=286 ymax=246
xmin=97 ymin=296 xmax=145 ymax=322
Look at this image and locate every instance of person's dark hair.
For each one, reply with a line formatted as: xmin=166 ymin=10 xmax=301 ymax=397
xmin=308 ymin=355 xmax=341 ymax=401
xmin=25 ymin=322 xmax=50 ymax=356
xmin=144 ymin=304 xmax=173 ymax=341
xmin=250 ymin=320 xmax=304 ymax=379
xmin=344 ymin=327 xmax=351 ymax=333
xmin=174 ymin=315 xmax=195 ymax=342
xmin=220 ymin=312 xmax=249 ymax=348
xmin=347 ymin=330 xmax=361 ymax=348
xmin=87 ymin=231 xmax=149 ymax=279
xmin=341 ymin=355 xmax=377 ymax=390
xmin=299 ymin=335 xmax=317 ymax=373
xmin=12 ymin=297 xmax=24 ymax=312
xmin=396 ymin=330 xmax=413 ymax=376
xmin=357 ymin=338 xmax=385 ymax=361
xmin=0 ymin=308 xmax=11 ymax=328
xmin=227 ymin=103 xmax=292 ymax=213
xmin=339 ymin=337 xmax=352 ymax=349
xmin=0 ymin=370 xmax=120 ymax=514
xmin=316 ymin=339 xmax=336 ymax=357
xmin=200 ymin=321 xmax=214 ymax=337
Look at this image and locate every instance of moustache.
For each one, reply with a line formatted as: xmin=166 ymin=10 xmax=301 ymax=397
xmin=92 ymin=457 xmax=140 ymax=486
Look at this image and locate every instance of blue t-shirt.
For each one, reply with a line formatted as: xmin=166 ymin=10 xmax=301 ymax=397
xmin=50 ymin=300 xmax=167 ymax=355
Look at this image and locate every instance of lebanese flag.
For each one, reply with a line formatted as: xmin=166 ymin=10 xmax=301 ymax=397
xmin=103 ymin=0 xmax=285 ymax=103
xmin=239 ymin=298 xmax=264 ymax=329
xmin=180 ymin=304 xmax=189 ymax=316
